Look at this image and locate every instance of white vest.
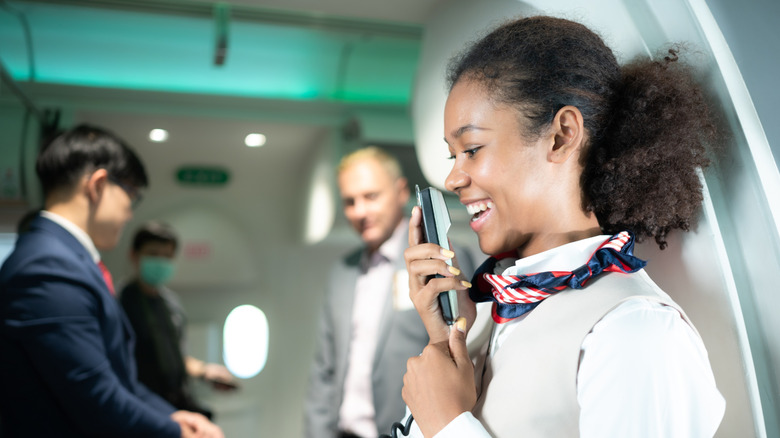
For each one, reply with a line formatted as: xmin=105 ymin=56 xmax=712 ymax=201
xmin=470 ymin=270 xmax=696 ymax=437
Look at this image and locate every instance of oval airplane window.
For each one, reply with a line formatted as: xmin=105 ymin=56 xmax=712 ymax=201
xmin=223 ymin=305 xmax=269 ymax=379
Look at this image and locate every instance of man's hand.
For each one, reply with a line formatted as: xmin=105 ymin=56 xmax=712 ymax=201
xmin=186 ymin=357 xmax=238 ymax=390
xmin=203 ymin=363 xmax=239 ymax=390
xmin=171 ymin=410 xmax=224 ymax=438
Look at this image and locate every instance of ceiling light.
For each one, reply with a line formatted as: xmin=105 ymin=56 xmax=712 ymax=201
xmin=245 ymin=133 xmax=266 ymax=147
xmin=149 ymin=129 xmax=169 ymax=142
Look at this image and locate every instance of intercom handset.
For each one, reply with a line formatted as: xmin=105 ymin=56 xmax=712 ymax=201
xmin=415 ymin=185 xmax=459 ymax=325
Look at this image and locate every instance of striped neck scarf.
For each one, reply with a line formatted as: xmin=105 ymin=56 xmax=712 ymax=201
xmin=469 ymin=231 xmax=647 ymax=323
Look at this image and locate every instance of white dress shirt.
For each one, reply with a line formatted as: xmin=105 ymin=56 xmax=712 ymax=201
xmin=339 ymin=219 xmax=408 ymax=438
xmin=40 ymin=211 xmax=100 ymax=263
xmin=406 ymin=235 xmax=725 ymax=437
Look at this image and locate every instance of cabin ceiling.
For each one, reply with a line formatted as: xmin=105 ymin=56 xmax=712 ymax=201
xmin=0 ymin=0 xmax=438 ymax=104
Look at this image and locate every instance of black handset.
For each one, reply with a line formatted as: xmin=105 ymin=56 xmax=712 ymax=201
xmin=415 ymin=185 xmax=458 ymax=325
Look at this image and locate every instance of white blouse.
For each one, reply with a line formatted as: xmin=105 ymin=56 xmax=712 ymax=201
xmin=404 ymin=236 xmax=725 ymax=438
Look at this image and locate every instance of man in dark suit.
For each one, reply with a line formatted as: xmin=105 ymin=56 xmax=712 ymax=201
xmin=304 ymin=147 xmax=472 ymax=438
xmin=0 ymin=125 xmax=222 ymax=438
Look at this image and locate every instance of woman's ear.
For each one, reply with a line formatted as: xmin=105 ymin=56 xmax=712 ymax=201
xmin=549 ymin=105 xmax=585 ymax=163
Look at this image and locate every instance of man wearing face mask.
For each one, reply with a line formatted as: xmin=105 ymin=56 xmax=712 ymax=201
xmin=120 ymin=221 xmax=237 ymax=420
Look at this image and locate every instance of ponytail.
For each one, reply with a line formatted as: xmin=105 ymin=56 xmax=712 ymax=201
xmin=582 ymin=48 xmax=716 ymax=249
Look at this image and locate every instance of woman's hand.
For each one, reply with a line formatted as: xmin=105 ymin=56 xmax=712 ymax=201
xmin=405 ymin=206 xmax=476 ymax=344
xmin=403 ymin=317 xmax=477 ymax=437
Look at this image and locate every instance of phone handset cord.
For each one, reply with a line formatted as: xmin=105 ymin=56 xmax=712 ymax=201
xmin=379 ymin=414 xmax=415 ymax=438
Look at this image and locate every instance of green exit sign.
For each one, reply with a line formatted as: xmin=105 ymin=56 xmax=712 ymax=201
xmin=176 ymin=167 xmax=230 ymax=186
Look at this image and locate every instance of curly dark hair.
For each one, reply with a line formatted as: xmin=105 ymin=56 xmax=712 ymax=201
xmin=447 ymin=16 xmax=716 ymax=249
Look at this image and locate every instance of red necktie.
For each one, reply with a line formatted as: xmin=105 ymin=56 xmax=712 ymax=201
xmin=97 ymin=260 xmax=116 ymax=296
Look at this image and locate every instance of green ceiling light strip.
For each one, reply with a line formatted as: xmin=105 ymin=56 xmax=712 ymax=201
xmin=332 ymin=41 xmax=353 ymax=101
xmin=2 ymin=1 xmax=421 ymax=104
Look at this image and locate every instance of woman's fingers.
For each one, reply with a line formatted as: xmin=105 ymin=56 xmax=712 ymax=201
xmin=407 ymin=257 xmax=461 ymax=282
xmin=416 ymin=275 xmax=469 ymax=295
xmin=402 ymin=334 xmax=477 ymax=437
xmin=405 ymin=241 xmax=455 ymax=265
xmin=448 ymin=317 xmax=472 ymax=370
xmin=409 ymin=205 xmax=423 ymax=246
xmin=406 ymin=205 xmax=474 ymax=344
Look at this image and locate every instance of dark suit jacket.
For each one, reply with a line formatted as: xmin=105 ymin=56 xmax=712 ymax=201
xmin=0 ymin=215 xmax=180 ymax=437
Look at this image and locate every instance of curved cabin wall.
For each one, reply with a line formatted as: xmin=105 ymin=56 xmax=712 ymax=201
xmin=413 ymin=0 xmax=779 ymax=436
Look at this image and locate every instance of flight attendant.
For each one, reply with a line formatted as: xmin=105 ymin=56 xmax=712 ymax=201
xmin=401 ymin=16 xmax=725 ymax=438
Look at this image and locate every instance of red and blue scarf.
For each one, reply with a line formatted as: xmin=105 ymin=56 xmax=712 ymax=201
xmin=469 ymin=231 xmax=647 ymax=323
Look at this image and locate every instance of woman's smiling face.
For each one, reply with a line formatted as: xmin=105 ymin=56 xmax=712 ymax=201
xmin=444 ymin=79 xmax=557 ymax=256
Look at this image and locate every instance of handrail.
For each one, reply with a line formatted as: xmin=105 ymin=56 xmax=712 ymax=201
xmin=0 ymin=60 xmax=43 ymax=120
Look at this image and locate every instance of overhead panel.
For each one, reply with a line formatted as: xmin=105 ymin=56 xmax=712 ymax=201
xmin=336 ymin=35 xmax=420 ymax=103
xmin=0 ymin=1 xmax=421 ymax=104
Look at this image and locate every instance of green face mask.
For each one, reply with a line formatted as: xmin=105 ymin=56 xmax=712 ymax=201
xmin=139 ymin=256 xmax=176 ymax=287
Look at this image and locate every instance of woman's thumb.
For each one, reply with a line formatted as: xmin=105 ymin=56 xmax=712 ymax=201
xmin=449 ymin=317 xmax=469 ymax=366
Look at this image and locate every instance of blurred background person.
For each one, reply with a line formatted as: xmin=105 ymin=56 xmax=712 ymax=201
xmin=304 ymin=146 xmax=473 ymax=438
xmin=0 ymin=124 xmax=222 ymax=438
xmin=120 ymin=220 xmax=238 ymax=420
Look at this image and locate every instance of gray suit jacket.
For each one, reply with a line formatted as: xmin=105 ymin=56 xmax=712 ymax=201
xmin=304 ymin=226 xmax=473 ymax=438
